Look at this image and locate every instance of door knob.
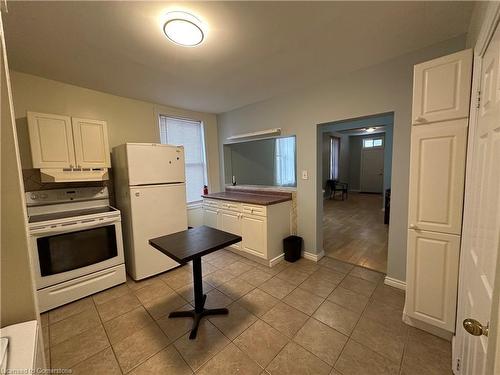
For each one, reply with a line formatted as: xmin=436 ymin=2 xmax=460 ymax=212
xmin=463 ymin=319 xmax=489 ymax=337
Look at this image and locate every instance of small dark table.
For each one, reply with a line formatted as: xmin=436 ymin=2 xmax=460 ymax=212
xmin=149 ymin=225 xmax=242 ymax=339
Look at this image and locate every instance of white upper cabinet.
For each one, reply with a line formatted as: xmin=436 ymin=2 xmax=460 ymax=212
xmin=72 ymin=118 xmax=110 ymax=168
xmin=28 ymin=112 xmax=111 ymax=170
xmin=408 ymin=119 xmax=468 ymax=234
xmin=27 ymin=112 xmax=75 ymax=168
xmin=412 ymin=49 xmax=472 ymax=125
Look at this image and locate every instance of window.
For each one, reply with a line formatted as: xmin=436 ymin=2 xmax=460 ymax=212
xmin=274 ymin=137 xmax=296 ymax=186
xmin=363 ymin=137 xmax=384 ymax=148
xmin=159 ymin=115 xmax=207 ymax=203
xmin=330 ymin=136 xmax=340 ymax=180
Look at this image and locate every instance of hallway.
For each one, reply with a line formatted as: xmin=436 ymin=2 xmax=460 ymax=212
xmin=323 ymin=192 xmax=388 ymax=273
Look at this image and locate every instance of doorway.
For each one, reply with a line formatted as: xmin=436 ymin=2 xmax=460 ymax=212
xmin=319 ymin=113 xmax=393 ymax=273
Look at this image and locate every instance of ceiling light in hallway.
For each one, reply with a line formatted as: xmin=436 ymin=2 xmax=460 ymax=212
xmin=365 ymin=127 xmax=376 ymax=133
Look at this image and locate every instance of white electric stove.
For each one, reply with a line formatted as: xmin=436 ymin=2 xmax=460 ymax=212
xmin=26 ymin=187 xmax=126 ymax=312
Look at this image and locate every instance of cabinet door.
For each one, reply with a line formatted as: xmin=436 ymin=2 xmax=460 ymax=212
xmin=241 ymin=215 xmax=266 ymax=258
xmin=406 ymin=229 xmax=460 ymax=332
xmin=27 ymin=112 xmax=75 ymax=168
xmin=219 ymin=210 xmax=242 ymax=250
xmin=71 ymin=118 xmax=110 ymax=168
xmin=203 ymin=206 xmax=219 ymax=229
xmin=412 ymin=49 xmax=472 ymax=125
xmin=408 ymin=119 xmax=468 ymax=234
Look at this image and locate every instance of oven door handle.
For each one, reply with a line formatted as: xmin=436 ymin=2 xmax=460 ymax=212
xmin=30 ymin=216 xmax=120 ymax=235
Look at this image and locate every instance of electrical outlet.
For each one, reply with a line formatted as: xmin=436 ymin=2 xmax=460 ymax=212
xmin=301 ymin=170 xmax=308 ymax=180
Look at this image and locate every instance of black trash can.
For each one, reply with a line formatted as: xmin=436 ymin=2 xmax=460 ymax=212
xmin=283 ymin=235 xmax=302 ymax=262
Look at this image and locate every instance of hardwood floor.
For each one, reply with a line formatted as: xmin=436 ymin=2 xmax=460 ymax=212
xmin=323 ymin=192 xmax=388 ymax=273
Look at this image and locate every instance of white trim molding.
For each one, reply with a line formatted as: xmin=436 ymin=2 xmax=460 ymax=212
xmin=269 ymin=253 xmax=284 ymax=267
xmin=384 ymin=276 xmax=406 ymax=291
xmin=303 ymin=250 xmax=324 ymax=262
xmin=227 ymin=128 xmax=281 ymax=141
xmin=403 ymin=312 xmax=453 ymax=341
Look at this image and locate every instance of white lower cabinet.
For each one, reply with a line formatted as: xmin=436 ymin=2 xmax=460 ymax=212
xmin=202 ymin=198 xmax=291 ymax=264
xmin=241 ymin=214 xmax=266 ymax=257
xmin=405 ymin=229 xmax=460 ymax=332
xmin=220 ymin=209 xmax=242 ymax=250
xmin=202 ymin=206 xmax=219 ymax=229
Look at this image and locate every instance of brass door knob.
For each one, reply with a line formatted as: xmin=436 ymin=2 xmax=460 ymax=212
xmin=463 ymin=319 xmax=489 ymax=337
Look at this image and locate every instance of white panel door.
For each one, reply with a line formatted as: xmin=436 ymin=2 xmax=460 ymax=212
xmin=129 ymin=183 xmax=187 ymax=279
xmin=27 ymin=112 xmax=75 ymax=168
xmin=220 ymin=210 xmax=242 ymax=250
xmin=408 ymin=119 xmax=468 ymax=234
xmin=241 ymin=215 xmax=266 ymax=258
xmin=71 ymin=118 xmax=110 ymax=168
xmin=412 ymin=49 xmax=472 ymax=125
xmin=126 ymin=143 xmax=185 ymax=185
xmin=203 ymin=206 xmax=219 ymax=229
xmin=360 ymin=147 xmax=384 ymax=193
xmin=456 ymin=24 xmax=500 ymax=375
xmin=406 ymin=229 xmax=460 ymax=331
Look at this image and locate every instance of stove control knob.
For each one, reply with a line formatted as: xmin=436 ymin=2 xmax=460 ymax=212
xmin=30 ymin=193 xmax=38 ymax=200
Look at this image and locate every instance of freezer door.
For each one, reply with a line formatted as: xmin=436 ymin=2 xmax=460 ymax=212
xmin=126 ymin=143 xmax=185 ymax=185
xmin=129 ymin=183 xmax=187 ymax=279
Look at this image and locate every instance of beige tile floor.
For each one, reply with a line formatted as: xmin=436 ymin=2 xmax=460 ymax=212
xmin=323 ymin=192 xmax=389 ymax=273
xmin=41 ymin=252 xmax=452 ymax=374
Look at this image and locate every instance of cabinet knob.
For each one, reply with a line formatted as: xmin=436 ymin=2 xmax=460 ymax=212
xmin=415 ymin=116 xmax=426 ymax=123
xmin=409 ymin=224 xmax=418 ymax=230
xmin=135 ymin=192 xmax=140 ymax=197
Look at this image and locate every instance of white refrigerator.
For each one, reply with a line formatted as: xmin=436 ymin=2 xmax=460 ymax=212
xmin=112 ymin=143 xmax=188 ymax=280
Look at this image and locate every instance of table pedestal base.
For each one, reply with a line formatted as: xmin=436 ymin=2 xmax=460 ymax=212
xmin=169 ymin=255 xmax=229 ymax=340
xmin=169 ymin=294 xmax=228 ymax=339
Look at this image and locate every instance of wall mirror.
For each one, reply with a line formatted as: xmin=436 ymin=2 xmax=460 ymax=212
xmin=223 ymin=136 xmax=296 ymax=187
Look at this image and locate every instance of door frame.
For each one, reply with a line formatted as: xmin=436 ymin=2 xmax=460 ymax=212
xmin=453 ymin=3 xmax=500 ymax=374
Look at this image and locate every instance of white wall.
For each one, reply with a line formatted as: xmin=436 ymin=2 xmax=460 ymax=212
xmin=10 ymin=72 xmax=221 ymax=197
xmin=217 ymin=35 xmax=466 ymax=282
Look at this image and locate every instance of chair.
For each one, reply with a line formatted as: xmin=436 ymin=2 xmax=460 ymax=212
xmin=327 ymin=179 xmax=348 ymax=200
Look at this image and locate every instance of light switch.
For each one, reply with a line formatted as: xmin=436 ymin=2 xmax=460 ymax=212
xmin=301 ymin=170 xmax=308 ymax=180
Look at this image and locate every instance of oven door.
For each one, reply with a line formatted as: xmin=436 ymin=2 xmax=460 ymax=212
xmin=30 ymin=216 xmax=124 ymax=289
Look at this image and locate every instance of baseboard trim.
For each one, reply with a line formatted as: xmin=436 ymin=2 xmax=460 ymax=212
xmin=303 ymin=250 xmax=324 ymax=262
xmin=269 ymin=253 xmax=284 ymax=267
xmin=402 ymin=312 xmax=453 ymax=341
xmin=384 ymin=276 xmax=406 ymax=291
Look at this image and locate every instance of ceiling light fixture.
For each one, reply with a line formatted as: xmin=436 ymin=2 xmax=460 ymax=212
xmin=162 ymin=11 xmax=205 ymax=47
xmin=365 ymin=127 xmax=376 ymax=133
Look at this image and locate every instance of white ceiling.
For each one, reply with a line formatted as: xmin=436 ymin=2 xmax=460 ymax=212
xmin=4 ymin=1 xmax=474 ymax=114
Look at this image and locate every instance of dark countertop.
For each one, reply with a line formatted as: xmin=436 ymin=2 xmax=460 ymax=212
xmin=201 ymin=191 xmax=292 ymax=206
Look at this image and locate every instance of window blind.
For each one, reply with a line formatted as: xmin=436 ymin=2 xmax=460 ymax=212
xmin=159 ymin=115 xmax=207 ymax=203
